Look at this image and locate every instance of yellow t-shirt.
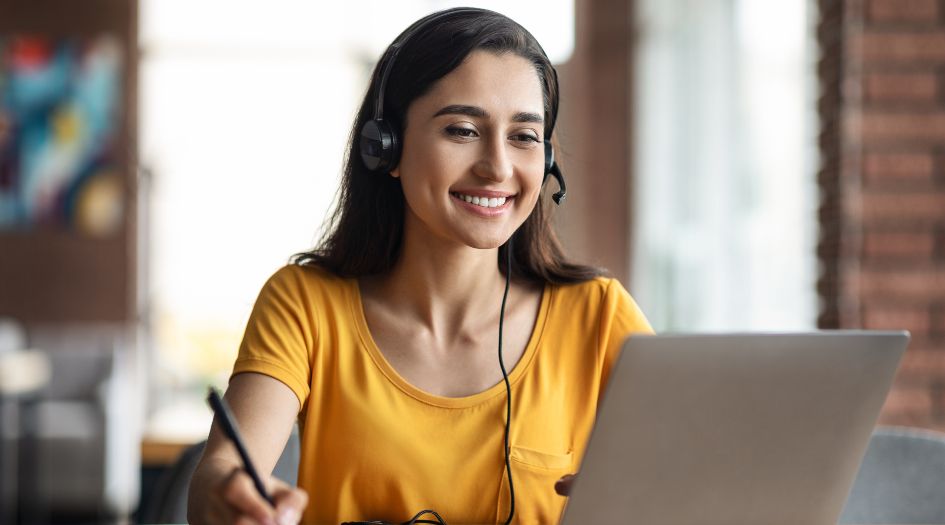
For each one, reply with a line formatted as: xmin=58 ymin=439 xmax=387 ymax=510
xmin=233 ymin=264 xmax=652 ymax=524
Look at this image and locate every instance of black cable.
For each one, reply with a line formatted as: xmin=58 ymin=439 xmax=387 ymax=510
xmin=498 ymin=238 xmax=515 ymax=525
xmin=341 ymin=508 xmax=445 ymax=525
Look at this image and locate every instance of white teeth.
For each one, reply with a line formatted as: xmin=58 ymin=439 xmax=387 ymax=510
xmin=453 ymin=193 xmax=509 ymax=208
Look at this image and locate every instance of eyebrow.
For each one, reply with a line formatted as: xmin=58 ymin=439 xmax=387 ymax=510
xmin=432 ymin=104 xmax=544 ymax=124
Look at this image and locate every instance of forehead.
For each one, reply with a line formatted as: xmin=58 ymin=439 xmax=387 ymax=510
xmin=411 ymin=50 xmax=545 ymax=116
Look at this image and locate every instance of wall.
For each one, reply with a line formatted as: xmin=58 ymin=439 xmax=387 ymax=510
xmin=0 ymin=0 xmax=138 ymax=325
xmin=819 ymin=0 xmax=945 ymax=431
xmin=556 ymin=0 xmax=635 ymax=285
xmin=0 ymin=1 xmax=141 ymax=518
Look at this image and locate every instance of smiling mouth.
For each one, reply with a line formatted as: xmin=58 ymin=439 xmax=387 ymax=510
xmin=450 ymin=192 xmax=513 ymax=209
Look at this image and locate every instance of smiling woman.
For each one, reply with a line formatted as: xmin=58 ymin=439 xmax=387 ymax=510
xmin=186 ymin=7 xmax=652 ymax=525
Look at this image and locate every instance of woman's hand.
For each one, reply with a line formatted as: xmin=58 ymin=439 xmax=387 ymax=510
xmin=194 ymin=461 xmax=308 ymax=525
xmin=555 ymin=473 xmax=577 ymax=496
xmin=188 ymin=374 xmax=304 ymax=525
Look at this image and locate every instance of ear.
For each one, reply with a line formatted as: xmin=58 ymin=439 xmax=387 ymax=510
xmin=389 ymin=167 xmax=401 ymax=178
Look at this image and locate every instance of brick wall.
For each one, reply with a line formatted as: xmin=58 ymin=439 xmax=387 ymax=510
xmin=818 ymin=0 xmax=945 ymax=431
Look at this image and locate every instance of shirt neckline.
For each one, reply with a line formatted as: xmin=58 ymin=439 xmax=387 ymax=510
xmin=347 ymin=277 xmax=552 ymax=409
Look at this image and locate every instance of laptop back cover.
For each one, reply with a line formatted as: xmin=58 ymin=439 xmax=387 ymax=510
xmin=561 ymin=331 xmax=908 ymax=525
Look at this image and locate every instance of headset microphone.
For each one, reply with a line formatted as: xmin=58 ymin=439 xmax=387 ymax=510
xmin=548 ymin=164 xmax=566 ymax=204
xmin=541 ymin=140 xmax=566 ymax=204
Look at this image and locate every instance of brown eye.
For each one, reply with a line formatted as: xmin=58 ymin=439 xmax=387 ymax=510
xmin=511 ymin=133 xmax=540 ymax=143
xmin=446 ymin=126 xmax=478 ymax=138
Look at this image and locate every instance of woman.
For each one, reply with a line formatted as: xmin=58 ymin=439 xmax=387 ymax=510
xmin=188 ymin=7 xmax=651 ymax=525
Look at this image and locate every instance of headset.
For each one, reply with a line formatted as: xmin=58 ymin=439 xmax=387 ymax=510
xmin=358 ymin=8 xmax=568 ymax=205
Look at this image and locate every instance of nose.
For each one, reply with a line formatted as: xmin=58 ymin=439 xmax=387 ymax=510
xmin=474 ymin=134 xmax=514 ymax=183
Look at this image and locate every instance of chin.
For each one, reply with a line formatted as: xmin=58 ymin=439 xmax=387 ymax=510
xmin=463 ymin=232 xmax=514 ymax=250
xmin=443 ymin=217 xmax=524 ymax=250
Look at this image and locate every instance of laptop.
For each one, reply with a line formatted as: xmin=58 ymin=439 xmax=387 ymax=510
xmin=560 ymin=331 xmax=909 ymax=525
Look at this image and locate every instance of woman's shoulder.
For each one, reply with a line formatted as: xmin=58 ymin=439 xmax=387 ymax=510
xmin=259 ymin=263 xmax=354 ymax=303
xmin=550 ymin=276 xmax=627 ymax=302
xmin=267 ymin=262 xmax=349 ymax=285
xmin=549 ymin=276 xmax=651 ymax=331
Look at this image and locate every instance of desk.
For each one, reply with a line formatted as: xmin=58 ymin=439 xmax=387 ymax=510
xmin=141 ymin=437 xmax=197 ymax=467
xmin=141 ymin=397 xmax=211 ymax=466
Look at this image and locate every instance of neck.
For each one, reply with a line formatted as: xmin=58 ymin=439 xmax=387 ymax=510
xmin=365 ymin=219 xmax=510 ymax=339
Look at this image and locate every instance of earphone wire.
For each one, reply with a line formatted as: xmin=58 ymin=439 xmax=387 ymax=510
xmin=498 ymin=238 xmax=515 ymax=525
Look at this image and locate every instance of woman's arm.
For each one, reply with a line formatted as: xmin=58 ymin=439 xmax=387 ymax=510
xmin=188 ymin=372 xmax=309 ymax=525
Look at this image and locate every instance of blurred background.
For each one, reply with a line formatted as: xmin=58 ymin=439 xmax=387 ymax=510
xmin=1 ymin=0 xmax=943 ymax=522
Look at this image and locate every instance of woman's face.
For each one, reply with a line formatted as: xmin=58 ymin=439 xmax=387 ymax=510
xmin=392 ymin=50 xmax=546 ymax=251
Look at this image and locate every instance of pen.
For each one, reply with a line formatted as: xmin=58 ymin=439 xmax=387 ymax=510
xmin=206 ymin=387 xmax=275 ymax=507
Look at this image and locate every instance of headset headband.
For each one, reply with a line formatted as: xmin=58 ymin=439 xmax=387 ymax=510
xmin=372 ymin=8 xmax=557 ymax=133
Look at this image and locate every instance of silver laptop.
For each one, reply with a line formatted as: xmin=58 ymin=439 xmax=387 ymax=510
xmin=561 ymin=331 xmax=909 ymax=525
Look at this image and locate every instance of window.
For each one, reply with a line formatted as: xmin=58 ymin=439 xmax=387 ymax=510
xmin=632 ymin=0 xmax=819 ymax=331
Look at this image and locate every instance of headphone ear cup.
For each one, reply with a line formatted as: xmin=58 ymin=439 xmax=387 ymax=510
xmin=543 ymin=139 xmax=555 ymax=182
xmin=360 ymin=119 xmax=401 ymax=172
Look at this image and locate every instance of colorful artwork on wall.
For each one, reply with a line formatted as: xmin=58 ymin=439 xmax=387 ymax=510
xmin=0 ymin=35 xmax=123 ymax=235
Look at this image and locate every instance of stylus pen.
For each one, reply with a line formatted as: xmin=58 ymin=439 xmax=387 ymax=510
xmin=206 ymin=387 xmax=275 ymax=507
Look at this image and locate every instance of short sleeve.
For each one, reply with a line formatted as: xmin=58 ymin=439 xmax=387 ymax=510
xmin=232 ymin=266 xmax=315 ymax=409
xmin=598 ymin=278 xmax=654 ymax=394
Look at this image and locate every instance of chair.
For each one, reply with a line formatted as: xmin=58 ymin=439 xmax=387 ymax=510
xmin=5 ymin=323 xmax=137 ymax=523
xmin=838 ymin=426 xmax=945 ymax=524
xmin=138 ymin=425 xmax=300 ymax=524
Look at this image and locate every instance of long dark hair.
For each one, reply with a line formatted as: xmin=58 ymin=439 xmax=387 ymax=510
xmin=293 ymin=7 xmax=603 ymax=284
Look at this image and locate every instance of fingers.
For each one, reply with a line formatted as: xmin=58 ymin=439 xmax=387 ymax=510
xmin=220 ymin=466 xmax=278 ymax=525
xmin=203 ymin=467 xmax=308 ymax=525
xmin=555 ymin=473 xmax=577 ymax=496
xmin=272 ymin=482 xmax=309 ymax=525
